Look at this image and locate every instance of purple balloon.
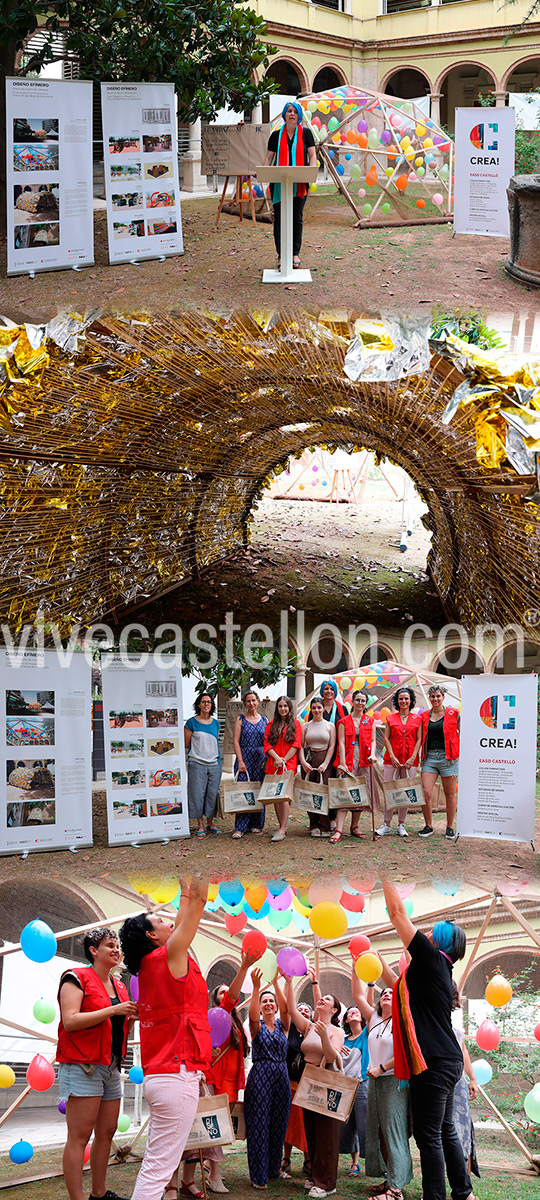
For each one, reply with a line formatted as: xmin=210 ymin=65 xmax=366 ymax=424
xmin=130 ymin=975 xmax=139 ymax=1002
xmin=277 ymin=947 xmax=307 ymax=977
xmin=267 ymin=887 xmax=292 ymax=912
xmin=381 ymin=130 xmax=392 ymax=144
xmin=58 ymin=1099 xmax=66 ymax=1115
xmin=357 ymin=120 xmax=368 ymax=134
xmin=208 ymin=1007 xmax=232 ymax=1048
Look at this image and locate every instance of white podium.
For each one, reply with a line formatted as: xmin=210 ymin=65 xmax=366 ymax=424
xmin=256 ymin=164 xmax=319 ymax=283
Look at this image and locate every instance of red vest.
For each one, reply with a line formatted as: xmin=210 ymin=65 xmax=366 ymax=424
xmin=138 ymin=946 xmax=211 ymax=1076
xmin=421 ymin=708 xmax=460 ymax=760
xmin=337 ymin=713 xmax=374 ymax=771
xmin=384 ymin=712 xmax=421 ymax=765
xmin=56 ymin=966 xmax=129 ymax=1065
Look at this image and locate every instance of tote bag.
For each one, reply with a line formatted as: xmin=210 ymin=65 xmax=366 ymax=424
xmin=185 ymin=1091 xmax=236 ymax=1150
xmin=293 ymin=1059 xmax=358 ymax=1123
xmin=221 ymin=772 xmax=263 ymax=814
xmin=328 ymin=773 xmax=369 ymax=810
xmin=259 ymin=764 xmax=295 ymax=805
xmin=293 ymin=771 xmax=329 ymax=816
xmin=374 ymin=766 xmax=424 ymax=811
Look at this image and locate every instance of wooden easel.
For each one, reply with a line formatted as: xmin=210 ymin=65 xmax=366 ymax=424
xmin=215 ymin=174 xmax=257 ymax=227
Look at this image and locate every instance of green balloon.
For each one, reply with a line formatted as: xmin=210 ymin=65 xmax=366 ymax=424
xmin=362 ymin=203 xmax=372 ymax=216
xmin=307 ymin=100 xmax=318 ymax=113
xmin=33 ymin=998 xmax=56 ymax=1024
xmin=417 ymin=167 xmax=425 ymax=177
xmin=524 ymin=1084 xmax=540 ymax=1124
xmin=268 ymin=909 xmax=292 ymax=932
xmin=439 ymin=164 xmax=449 ymax=180
xmin=328 ymin=117 xmax=340 ymax=132
xmin=382 ymin=202 xmax=391 ymax=213
xmin=259 ymin=948 xmax=277 ymax=982
xmin=350 ymin=164 xmax=362 ymax=180
xmin=117 ymin=1113 xmax=131 ymax=1132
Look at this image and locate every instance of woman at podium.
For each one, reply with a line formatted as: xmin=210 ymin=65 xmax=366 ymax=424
xmin=263 ymin=102 xmax=317 ymax=268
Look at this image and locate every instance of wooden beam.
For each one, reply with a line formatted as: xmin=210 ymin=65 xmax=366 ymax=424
xmin=499 ymin=895 xmax=540 ymax=951
xmin=458 ymin=895 xmax=498 ymax=992
xmin=476 ymin=1083 xmax=540 ymax=1173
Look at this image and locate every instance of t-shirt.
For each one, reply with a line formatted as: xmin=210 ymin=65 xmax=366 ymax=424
xmin=343 ymin=1028 xmax=369 ymax=1081
xmin=185 ymin=716 xmax=221 ymax=764
xmin=267 ymin=126 xmax=315 ymax=157
xmin=368 ymin=1012 xmax=394 ymax=1075
xmin=406 ymin=930 xmax=462 ymax=1067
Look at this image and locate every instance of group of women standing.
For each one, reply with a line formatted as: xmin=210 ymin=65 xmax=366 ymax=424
xmin=185 ymin=679 xmax=461 ymax=841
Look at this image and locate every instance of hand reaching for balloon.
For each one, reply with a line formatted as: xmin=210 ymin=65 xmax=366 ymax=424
xmin=251 ymin=968 xmax=263 ymax=991
xmin=242 ymin=948 xmax=262 ymax=969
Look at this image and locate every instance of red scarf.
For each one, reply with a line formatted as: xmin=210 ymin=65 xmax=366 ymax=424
xmin=392 ymin=969 xmax=427 ymax=1082
xmin=276 ymin=123 xmax=308 ymax=200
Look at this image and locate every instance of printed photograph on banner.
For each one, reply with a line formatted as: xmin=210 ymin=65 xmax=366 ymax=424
xmin=13 ymin=142 xmax=59 ymax=171
xmin=110 ymin=163 xmax=142 ymax=182
xmin=149 ymin=793 xmax=183 ymax=815
xmin=145 ymin=708 xmax=178 ymax=728
xmin=142 ymin=133 xmax=172 ymax=153
xmin=112 ymin=219 xmax=145 ymax=240
xmin=111 ymin=191 xmax=143 ymax=211
xmin=145 ymin=188 xmax=175 ymax=209
xmin=148 ymin=766 xmax=181 ymax=788
xmin=110 ymin=738 xmax=145 ymax=757
xmin=6 ymin=759 xmax=55 ymax=803
xmin=14 ymin=183 xmax=59 ymax=224
xmin=144 ymin=160 xmax=174 ymax=180
xmin=6 ymin=715 xmax=55 ymax=746
xmin=147 ymin=737 xmax=179 ymax=757
xmin=6 ymin=690 xmax=55 ymax=716
xmin=108 ymin=134 xmax=141 ymax=154
xmin=112 ymin=797 xmax=148 ymax=820
xmin=6 ymin=799 xmax=55 ymax=826
xmin=14 ymin=221 xmax=59 ymax=249
xmin=13 ymin=117 xmax=59 ymax=141
xmin=146 ymin=219 xmax=177 ymax=236
xmin=109 ymin=709 xmax=143 ymax=729
xmin=111 ymin=769 xmax=145 ymax=791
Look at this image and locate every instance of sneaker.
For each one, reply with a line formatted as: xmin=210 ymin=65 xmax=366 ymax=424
xmin=308 ymin=1190 xmax=336 ymax=1198
xmin=418 ymin=825 xmax=434 ymax=838
xmin=445 ymin=827 xmax=455 ymax=839
xmin=271 ymin=830 xmax=286 ymax=842
xmin=397 ymin=823 xmax=408 ymax=837
xmin=304 ymin=1182 xmax=314 ymax=1190
xmin=376 ymin=823 xmax=392 ymax=836
xmin=89 ymin=1192 xmax=131 ymax=1200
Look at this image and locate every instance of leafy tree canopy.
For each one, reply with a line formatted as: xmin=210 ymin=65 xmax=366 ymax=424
xmin=2 ymin=0 xmax=277 ymax=122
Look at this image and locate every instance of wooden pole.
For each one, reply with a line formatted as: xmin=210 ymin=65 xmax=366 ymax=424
xmin=457 ymin=895 xmax=498 ymax=992
xmin=0 ymin=1015 xmax=57 ymax=1044
xmin=476 ymin=1083 xmax=540 ymax=1173
xmin=499 ymin=894 xmax=540 ymax=951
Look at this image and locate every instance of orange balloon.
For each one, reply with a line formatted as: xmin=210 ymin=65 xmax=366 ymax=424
xmin=416 ymin=198 xmax=425 ymax=209
xmin=358 ymin=132 xmax=368 ymax=149
xmin=379 ymin=706 xmax=391 ymax=720
xmin=245 ymin=884 xmax=268 ymax=912
xmin=485 ymin=974 xmax=512 ymax=1007
xmin=347 ymin=129 xmax=358 ymax=145
xmin=395 ymin=174 xmax=409 ymax=191
xmin=366 ymin=167 xmax=378 ymax=186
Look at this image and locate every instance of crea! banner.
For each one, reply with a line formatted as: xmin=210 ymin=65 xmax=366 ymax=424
xmin=0 ymin=649 xmax=92 ymax=855
xmin=6 ymin=78 xmax=94 ymax=276
xmin=101 ymin=656 xmax=189 ymax=846
xmin=453 ymin=106 xmax=515 ymax=237
xmin=456 ymin=673 xmax=537 ymax=844
xmin=101 ymin=82 xmax=183 ymax=264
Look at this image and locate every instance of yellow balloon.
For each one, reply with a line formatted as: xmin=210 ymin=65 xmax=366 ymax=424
xmin=0 ymin=1065 xmax=16 ymax=1088
xmin=405 ymin=148 xmax=415 ymax=160
xmin=414 ymin=157 xmax=424 ymax=166
xmin=423 ymin=138 xmax=433 ymax=148
xmin=208 ymin=883 xmax=219 ymax=902
xmin=309 ymin=182 xmax=318 ymax=193
xmin=128 ymin=873 xmax=157 ymax=895
xmin=332 ymin=132 xmax=341 ymax=143
xmin=334 ymin=98 xmax=344 ymax=108
xmin=416 ymin=124 xmax=427 ymax=137
xmin=309 ymin=902 xmax=348 ymax=940
xmin=355 ymin=952 xmax=383 ymax=983
xmin=318 ymin=100 xmax=330 ymax=114
xmin=485 ymin=974 xmax=513 ymax=1007
xmin=400 ymin=136 xmax=410 ymax=150
xmin=292 ymin=894 xmax=311 ymax=917
xmin=148 ymin=878 xmax=179 ymax=905
xmin=385 ymin=167 xmax=394 ymax=177
xmin=353 ymin=676 xmax=364 ymax=690
xmin=343 ymin=103 xmax=353 ymax=114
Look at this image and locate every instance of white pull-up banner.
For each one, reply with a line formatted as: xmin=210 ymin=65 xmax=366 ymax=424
xmin=101 ymin=81 xmax=183 ymax=264
xmin=1 ymin=649 xmax=92 ymax=854
xmin=453 ymin=106 xmax=515 ymax=237
xmin=6 ymin=78 xmax=94 ymax=275
xmin=102 ymin=656 xmax=189 ymax=845
xmin=457 ymin=673 xmax=537 ymax=844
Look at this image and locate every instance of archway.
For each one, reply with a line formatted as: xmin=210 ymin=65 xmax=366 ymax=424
xmin=438 ymin=63 xmax=498 ymax=135
xmin=2 ymin=312 xmax=538 ymax=635
xmin=431 ymin=646 xmax=485 ymax=677
xmin=383 ymin=67 xmax=431 ymax=101
xmin=490 ymin=639 xmax=540 ymax=673
xmin=312 ymin=65 xmax=347 ymax=93
xmin=262 ymin=58 xmax=307 ymax=122
xmin=504 ymin=57 xmax=540 ymax=94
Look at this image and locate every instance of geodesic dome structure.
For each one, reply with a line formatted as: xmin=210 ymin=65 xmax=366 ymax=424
xmin=291 ymin=86 xmax=454 ymax=224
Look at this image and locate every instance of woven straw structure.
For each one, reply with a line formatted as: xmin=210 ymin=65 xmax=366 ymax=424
xmin=0 ymin=311 xmax=538 ymax=632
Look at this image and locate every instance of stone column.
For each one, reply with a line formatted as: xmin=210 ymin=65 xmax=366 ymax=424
xmin=251 ymin=103 xmax=263 ymax=123
xmin=294 ymin=666 xmax=307 ymax=705
xmin=182 ymin=118 xmax=204 ymax=192
xmin=429 ymin=92 xmax=442 ymax=125
xmin=493 ymin=90 xmax=508 ymax=108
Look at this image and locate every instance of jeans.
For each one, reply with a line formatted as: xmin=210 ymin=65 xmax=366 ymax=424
xmin=410 ymin=1061 xmax=473 ymax=1200
xmin=272 ymin=195 xmax=307 ymax=258
xmin=188 ymin=759 xmax=222 ymax=820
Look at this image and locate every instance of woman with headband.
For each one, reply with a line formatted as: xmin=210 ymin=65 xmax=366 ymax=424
xmin=262 ymin=102 xmax=317 ymax=269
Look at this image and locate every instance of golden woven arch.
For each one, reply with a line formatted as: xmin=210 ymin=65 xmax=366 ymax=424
xmin=1 ymin=311 xmax=538 ymax=632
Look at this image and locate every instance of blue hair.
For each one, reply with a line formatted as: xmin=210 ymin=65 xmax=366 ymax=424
xmin=432 ymin=920 xmax=467 ymax=962
xmin=319 ymin=679 xmax=338 ymax=699
xmin=281 ymin=101 xmax=303 ymax=124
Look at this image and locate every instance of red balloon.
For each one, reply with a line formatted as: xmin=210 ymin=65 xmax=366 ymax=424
xmin=224 ymin=912 xmax=247 ymax=936
xmin=534 ymin=1023 xmax=540 ymax=1043
xmin=475 ymin=1019 xmax=500 ymax=1052
xmin=83 ymin=1144 xmax=91 ymax=1165
xmin=241 ymin=929 xmax=267 ymax=960
xmin=26 ymin=1055 xmax=56 ymax=1092
xmin=348 ymin=933 xmax=371 ymax=958
xmin=341 ymin=891 xmax=365 ymax=913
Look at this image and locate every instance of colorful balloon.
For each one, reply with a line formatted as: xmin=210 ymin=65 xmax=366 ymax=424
xmin=309 ymin=902 xmax=348 ymax=939
xmin=58 ymin=1099 xmax=66 ymax=1114
xmin=524 ymin=1083 xmax=540 ymax=1123
xmin=0 ymin=1065 xmax=16 ymax=1088
xmin=475 ymin=1019 xmax=500 ymax=1052
xmin=433 ymin=193 xmax=444 ymax=207
xmin=242 ymin=929 xmax=267 ymax=959
xmin=26 ymin=1055 xmax=56 ymax=1092
xmin=472 ymin=1059 xmax=493 ymax=1086
xmin=485 ymin=974 xmax=512 ymax=1007
xmin=9 ymin=1140 xmax=33 ymax=1164
xmin=208 ymin=1007 xmax=232 ymax=1048
xmin=117 ymin=1113 xmax=131 ymax=1132
xmin=259 ymin=948 xmax=278 ymax=982
xmin=362 ymin=203 xmax=372 ymax=216
xmin=355 ymin=952 xmax=382 ymax=983
xmin=130 ymin=975 xmax=139 ymax=1002
xmin=348 ymin=933 xmax=371 ymax=957
xmin=129 ymin=1066 xmax=144 ymax=1084
xmin=20 ymin=920 xmax=57 ymax=963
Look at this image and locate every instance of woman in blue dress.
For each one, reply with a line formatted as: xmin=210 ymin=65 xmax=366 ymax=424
xmin=244 ymin=968 xmax=291 ymax=1188
xmin=232 ymin=691 xmax=268 ymax=838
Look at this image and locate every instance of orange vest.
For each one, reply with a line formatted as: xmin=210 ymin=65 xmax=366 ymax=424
xmin=337 ymin=713 xmax=374 ymax=771
xmin=56 ymin=966 xmax=129 ymax=1065
xmin=138 ymin=946 xmax=211 ymax=1075
xmin=421 ymin=708 xmax=460 ymax=760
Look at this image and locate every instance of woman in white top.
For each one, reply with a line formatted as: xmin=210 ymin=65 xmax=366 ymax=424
xmin=355 ymin=980 xmax=413 ymax=1200
xmin=299 ymin=697 xmax=336 ymax=838
xmin=284 ymin=977 xmax=344 ymax=1199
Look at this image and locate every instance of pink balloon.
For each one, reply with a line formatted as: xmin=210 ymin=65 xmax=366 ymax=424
xmin=267 ymin=887 xmax=292 ymax=911
xmin=130 ymin=975 xmax=139 ymax=1002
xmin=358 ymin=188 xmax=366 ymax=198
xmin=396 ymin=883 xmax=415 ymax=900
xmin=308 ymin=878 xmax=341 ymax=906
xmin=433 ymin=192 xmax=444 ymax=206
xmin=534 ymin=1023 xmax=540 ymax=1043
xmin=26 ymin=1055 xmax=55 ymax=1092
xmin=476 ymin=1019 xmax=500 ymax=1052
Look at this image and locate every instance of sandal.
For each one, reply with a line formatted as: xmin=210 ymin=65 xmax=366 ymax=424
xmin=278 ymin=1171 xmax=291 ymax=1180
xmin=293 ymin=257 xmax=301 ymax=268
xmin=329 ymin=831 xmax=343 ymax=844
xmin=281 ymin=1159 xmax=291 ymax=1173
xmin=180 ymin=1184 xmax=204 ymax=1199
xmin=348 ymin=1166 xmax=361 ymax=1177
xmin=206 ymin=826 xmax=222 ymax=835
xmin=232 ymin=831 xmax=243 ymax=839
xmin=195 ymin=829 xmax=206 ymax=838
xmin=350 ymin=826 xmax=364 ymax=839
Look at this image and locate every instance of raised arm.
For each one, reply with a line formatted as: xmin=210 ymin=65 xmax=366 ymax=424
xmin=307 ymin=965 xmax=322 ymax=1006
xmin=226 ymin=950 xmax=261 ymax=1007
xmin=382 ymin=878 xmax=417 ymax=950
xmin=378 ymin=952 xmax=398 ymax=988
xmin=283 ymin=974 xmax=310 ymax=1035
xmin=351 ymin=966 xmax=375 ymax=1021
xmin=249 ymin=968 xmax=263 ymax=1041
xmin=166 ymin=875 xmax=208 ymax=977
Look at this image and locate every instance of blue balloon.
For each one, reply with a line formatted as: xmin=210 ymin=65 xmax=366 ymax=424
xmin=472 ymin=1059 xmax=493 ymax=1086
xmin=20 ymin=920 xmax=57 ymax=963
xmin=219 ymin=879 xmax=243 ymax=907
xmin=9 ymin=1140 xmax=33 ymax=1164
xmin=291 ymin=909 xmax=310 ymax=934
xmin=129 ymin=1066 xmax=144 ymax=1085
xmin=243 ymin=899 xmax=270 ymax=921
xmin=345 ymin=153 xmax=352 ymax=160
xmin=267 ymin=878 xmax=289 ymax=897
xmin=336 ymin=164 xmax=345 ymax=175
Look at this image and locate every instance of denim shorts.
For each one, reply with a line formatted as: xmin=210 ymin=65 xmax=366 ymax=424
xmin=58 ymin=1061 xmax=122 ymax=1101
xmin=421 ymin=750 xmax=459 ymax=778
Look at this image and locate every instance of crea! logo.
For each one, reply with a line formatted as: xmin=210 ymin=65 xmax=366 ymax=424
xmin=470 ymin=122 xmax=499 ymax=152
xmin=479 ymin=695 xmax=516 ymax=729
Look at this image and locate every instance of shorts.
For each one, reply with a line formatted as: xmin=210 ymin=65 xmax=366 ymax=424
xmin=421 ymin=750 xmax=459 ymax=778
xmin=58 ymin=1061 xmax=122 ymax=1102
